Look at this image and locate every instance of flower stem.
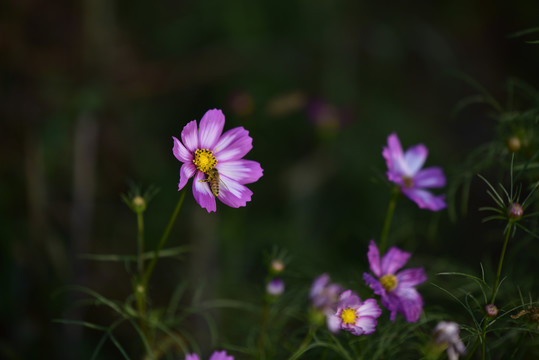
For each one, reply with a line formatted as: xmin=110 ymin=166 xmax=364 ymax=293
xmin=137 ymin=211 xmax=145 ymax=275
xmin=288 ymin=327 xmax=315 ymax=360
xmin=135 ymin=190 xmax=186 ymax=350
xmin=474 ymin=222 xmax=514 ymax=360
xmin=490 ymin=222 xmax=513 ymax=304
xmin=379 ymin=187 xmax=400 ymax=254
xmin=142 ymin=189 xmax=186 ymax=287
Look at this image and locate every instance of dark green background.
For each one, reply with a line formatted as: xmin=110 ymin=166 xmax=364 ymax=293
xmin=2 ymin=0 xmax=539 ymax=358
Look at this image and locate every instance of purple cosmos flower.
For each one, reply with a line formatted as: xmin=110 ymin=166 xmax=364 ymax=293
xmin=433 ymin=321 xmax=466 ymax=360
xmin=310 ymin=273 xmax=343 ymax=332
xmin=328 ymin=290 xmax=382 ymax=336
xmin=186 ymin=350 xmax=234 ymax=360
xmin=363 ymin=240 xmax=427 ymax=322
xmin=383 ymin=132 xmax=446 ymax=211
xmin=172 ymin=109 xmax=263 ymax=212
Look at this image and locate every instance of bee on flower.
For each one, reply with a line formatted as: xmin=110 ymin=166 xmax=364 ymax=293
xmin=172 ymin=109 xmax=263 ymax=212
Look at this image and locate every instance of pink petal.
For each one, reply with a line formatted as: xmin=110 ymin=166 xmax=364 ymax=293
xmin=193 ymin=171 xmax=216 ymax=212
xmin=178 ymin=163 xmax=196 ymax=191
xmin=367 ymin=240 xmax=382 ymax=277
xmin=217 ymin=176 xmax=253 ymax=208
xmin=393 ymin=286 xmax=424 ymax=322
xmin=403 ymin=144 xmax=428 ymax=176
xmin=326 ymin=314 xmax=341 ymax=333
xmin=382 ymin=133 xmax=405 ymax=175
xmin=396 ymin=268 xmax=427 ymax=288
xmin=402 ymin=188 xmax=446 ymax=211
xmin=363 ymin=273 xmax=385 ymax=297
xmin=181 ymin=120 xmax=199 ymax=153
xmin=338 ymin=289 xmax=361 ymax=307
xmin=209 ymin=351 xmax=234 ymax=360
xmin=357 ymin=298 xmax=382 ymax=319
xmin=414 ymin=167 xmax=446 ymax=188
xmin=199 ymin=109 xmax=225 ymax=149
xmin=173 ymin=136 xmax=193 ymax=163
xmin=355 ymin=315 xmax=378 ymax=335
xmin=217 ymin=160 xmax=263 ymax=185
xmin=186 ymin=355 xmax=200 ymax=360
xmin=381 ymin=246 xmax=411 ymax=275
xmin=214 ymin=127 xmax=253 ymax=161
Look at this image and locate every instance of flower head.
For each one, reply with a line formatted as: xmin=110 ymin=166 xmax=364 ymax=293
xmin=363 ymin=240 xmax=427 ymax=322
xmin=433 ymin=321 xmax=466 ymax=360
xmin=330 ymin=290 xmax=382 ymax=335
xmin=172 ymin=109 xmax=264 ymax=212
xmin=309 ymin=273 xmax=343 ymax=332
xmin=383 ymin=133 xmax=446 ymax=211
xmin=186 ymin=350 xmax=234 ymax=360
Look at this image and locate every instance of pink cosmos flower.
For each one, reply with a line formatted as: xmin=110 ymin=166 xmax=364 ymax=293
xmin=328 ymin=290 xmax=382 ymax=335
xmin=383 ymin=132 xmax=446 ymax=211
xmin=310 ymin=273 xmax=343 ymax=333
xmin=362 ymin=240 xmax=427 ymax=322
xmin=186 ymin=350 xmax=233 ymax=360
xmin=172 ymin=109 xmax=263 ymax=212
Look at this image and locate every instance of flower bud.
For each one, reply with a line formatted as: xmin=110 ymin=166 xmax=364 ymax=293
xmin=266 ymin=278 xmax=284 ymax=296
xmin=270 ymin=259 xmax=285 ymax=274
xmin=508 ymin=203 xmax=523 ymax=220
xmin=506 ymin=136 xmax=521 ymax=153
xmin=485 ymin=304 xmax=498 ymax=317
xmin=132 ymin=196 xmax=146 ymax=213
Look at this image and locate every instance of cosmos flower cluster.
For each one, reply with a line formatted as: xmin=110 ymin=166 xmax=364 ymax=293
xmin=310 ymin=240 xmax=427 ymax=336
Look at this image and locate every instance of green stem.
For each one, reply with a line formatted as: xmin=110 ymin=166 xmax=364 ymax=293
xmin=379 ymin=187 xmax=400 ymax=254
xmin=257 ymin=304 xmax=269 ymax=360
xmin=288 ymin=327 xmax=315 ymax=360
xmin=142 ymin=189 xmax=186 ymax=287
xmin=472 ymin=222 xmax=513 ymax=360
xmin=490 ymin=222 xmax=513 ymax=304
xmin=135 ymin=190 xmax=186 ymax=351
xmin=137 ymin=211 xmax=145 ymax=275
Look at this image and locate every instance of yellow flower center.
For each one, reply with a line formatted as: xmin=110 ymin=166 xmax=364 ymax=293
xmin=193 ymin=149 xmax=217 ymax=173
xmin=402 ymin=176 xmax=414 ymax=188
xmin=341 ymin=308 xmax=358 ymax=324
xmin=380 ymin=274 xmax=398 ymax=292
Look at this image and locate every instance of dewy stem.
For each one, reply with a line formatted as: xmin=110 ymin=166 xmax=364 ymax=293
xmin=379 ymin=187 xmax=400 ymax=254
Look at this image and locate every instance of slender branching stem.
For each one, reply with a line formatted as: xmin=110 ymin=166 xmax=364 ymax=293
xmin=134 ymin=190 xmax=186 ymax=351
xmin=143 ymin=189 xmax=186 ymax=287
xmin=137 ymin=212 xmax=145 ymax=275
xmin=490 ymin=222 xmax=513 ymax=304
xmin=379 ymin=187 xmax=400 ymax=254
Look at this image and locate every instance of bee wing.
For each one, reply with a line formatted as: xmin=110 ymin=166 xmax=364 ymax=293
xmin=219 ymin=176 xmax=230 ymax=192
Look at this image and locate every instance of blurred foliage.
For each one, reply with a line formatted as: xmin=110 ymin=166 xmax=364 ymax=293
xmin=2 ymin=0 xmax=539 ymax=359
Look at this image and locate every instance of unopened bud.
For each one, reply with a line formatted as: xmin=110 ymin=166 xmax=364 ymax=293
xmin=485 ymin=304 xmax=498 ymax=317
xmin=508 ymin=203 xmax=523 ymax=220
xmin=270 ymin=259 xmax=285 ymax=274
xmin=506 ymin=136 xmax=521 ymax=153
xmin=133 ymin=196 xmax=146 ymax=212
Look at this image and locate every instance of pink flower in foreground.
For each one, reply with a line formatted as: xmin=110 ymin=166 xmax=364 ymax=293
xmin=186 ymin=350 xmax=233 ymax=360
xmin=328 ymin=290 xmax=382 ymax=335
xmin=383 ymin=132 xmax=446 ymax=211
xmin=172 ymin=109 xmax=263 ymax=212
xmin=363 ymin=240 xmax=427 ymax=322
